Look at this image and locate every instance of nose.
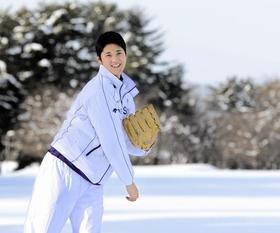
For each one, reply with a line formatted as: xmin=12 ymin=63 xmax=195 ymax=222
xmin=112 ymin=55 xmax=119 ymax=63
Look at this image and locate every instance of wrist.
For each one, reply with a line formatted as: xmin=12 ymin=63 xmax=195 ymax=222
xmin=126 ymin=181 xmax=134 ymax=187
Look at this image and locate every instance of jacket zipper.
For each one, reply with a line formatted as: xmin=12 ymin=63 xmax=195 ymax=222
xmin=119 ymin=82 xmax=124 ymax=104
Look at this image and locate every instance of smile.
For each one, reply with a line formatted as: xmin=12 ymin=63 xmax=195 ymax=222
xmin=111 ymin=64 xmax=121 ymax=68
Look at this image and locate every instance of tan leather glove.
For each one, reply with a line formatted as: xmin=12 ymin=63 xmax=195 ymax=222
xmin=123 ymin=104 xmax=160 ymax=150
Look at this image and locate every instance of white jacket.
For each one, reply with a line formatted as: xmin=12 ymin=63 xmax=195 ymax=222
xmin=51 ymin=65 xmax=148 ymax=185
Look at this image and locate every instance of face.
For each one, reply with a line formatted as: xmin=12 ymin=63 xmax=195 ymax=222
xmin=97 ymin=43 xmax=127 ymax=78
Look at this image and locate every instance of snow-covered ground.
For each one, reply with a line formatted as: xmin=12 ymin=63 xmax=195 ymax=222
xmin=1 ymin=162 xmax=280 ymax=233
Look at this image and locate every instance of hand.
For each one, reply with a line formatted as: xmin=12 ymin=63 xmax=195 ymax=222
xmin=126 ymin=182 xmax=139 ymax=202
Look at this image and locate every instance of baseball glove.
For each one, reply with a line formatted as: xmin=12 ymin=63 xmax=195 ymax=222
xmin=123 ymin=104 xmax=160 ymax=150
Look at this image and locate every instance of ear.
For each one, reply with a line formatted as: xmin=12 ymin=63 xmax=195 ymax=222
xmin=96 ymin=56 xmax=102 ymax=64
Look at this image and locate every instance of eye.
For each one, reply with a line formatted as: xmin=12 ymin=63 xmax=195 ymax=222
xmin=117 ymin=51 xmax=124 ymax=55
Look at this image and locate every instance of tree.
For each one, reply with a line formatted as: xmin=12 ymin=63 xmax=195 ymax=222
xmin=204 ymin=77 xmax=280 ymax=169
xmin=0 ymin=61 xmax=24 ymax=161
xmin=253 ymin=79 xmax=280 ymax=168
xmin=1 ymin=2 xmax=199 ymax=166
xmin=207 ymin=77 xmax=257 ymax=112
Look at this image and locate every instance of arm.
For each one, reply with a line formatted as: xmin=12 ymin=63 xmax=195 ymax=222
xmin=86 ymin=81 xmax=134 ymax=186
xmin=124 ymin=130 xmax=151 ymax=156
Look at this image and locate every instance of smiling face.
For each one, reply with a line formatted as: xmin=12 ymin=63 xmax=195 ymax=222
xmin=97 ymin=43 xmax=127 ymax=78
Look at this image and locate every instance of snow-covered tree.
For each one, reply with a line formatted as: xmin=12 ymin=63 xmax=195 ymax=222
xmin=0 ymin=61 xmax=24 ymax=161
xmin=1 ymin=2 xmax=199 ymax=166
xmin=203 ymin=77 xmax=280 ymax=169
xmin=207 ymin=77 xmax=257 ymax=112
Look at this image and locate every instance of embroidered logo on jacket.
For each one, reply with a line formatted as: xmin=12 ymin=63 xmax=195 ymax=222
xmin=113 ymin=106 xmax=128 ymax=115
xmin=113 ymin=108 xmax=120 ymax=113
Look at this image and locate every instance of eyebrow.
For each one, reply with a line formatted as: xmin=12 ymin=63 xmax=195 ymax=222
xmin=103 ymin=49 xmax=124 ymax=54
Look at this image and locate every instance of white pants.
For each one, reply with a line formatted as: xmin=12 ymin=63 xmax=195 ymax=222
xmin=24 ymin=153 xmax=104 ymax=233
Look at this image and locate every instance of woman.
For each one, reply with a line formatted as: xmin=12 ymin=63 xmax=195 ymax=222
xmin=24 ymin=31 xmax=151 ymax=233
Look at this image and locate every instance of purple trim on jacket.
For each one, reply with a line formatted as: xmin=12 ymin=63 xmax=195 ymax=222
xmin=48 ymin=146 xmax=100 ymax=186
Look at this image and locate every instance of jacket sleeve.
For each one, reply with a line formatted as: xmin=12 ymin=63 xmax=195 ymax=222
xmin=85 ymin=81 xmax=134 ymax=185
xmin=124 ymin=131 xmax=151 ymax=157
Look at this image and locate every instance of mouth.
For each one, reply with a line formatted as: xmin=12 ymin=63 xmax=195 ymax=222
xmin=111 ymin=64 xmax=121 ymax=68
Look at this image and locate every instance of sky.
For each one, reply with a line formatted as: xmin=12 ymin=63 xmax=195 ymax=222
xmin=1 ymin=0 xmax=280 ymax=85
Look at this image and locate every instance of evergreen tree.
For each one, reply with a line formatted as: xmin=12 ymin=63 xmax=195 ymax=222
xmin=0 ymin=2 xmax=199 ymax=165
xmin=0 ymin=61 xmax=24 ymax=160
xmin=207 ymin=77 xmax=257 ymax=112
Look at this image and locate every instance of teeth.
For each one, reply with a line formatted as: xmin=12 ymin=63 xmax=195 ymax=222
xmin=111 ymin=64 xmax=120 ymax=68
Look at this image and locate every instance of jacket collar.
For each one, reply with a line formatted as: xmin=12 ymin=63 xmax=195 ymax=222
xmin=98 ymin=65 xmax=123 ymax=88
xmin=121 ymin=72 xmax=139 ymax=97
xmin=98 ymin=65 xmax=139 ymax=97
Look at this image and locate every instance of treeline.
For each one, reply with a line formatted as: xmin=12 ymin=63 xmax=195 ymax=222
xmin=0 ymin=2 xmax=279 ymax=169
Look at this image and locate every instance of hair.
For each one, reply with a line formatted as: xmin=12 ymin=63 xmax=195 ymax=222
xmin=95 ymin=31 xmax=126 ymax=58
